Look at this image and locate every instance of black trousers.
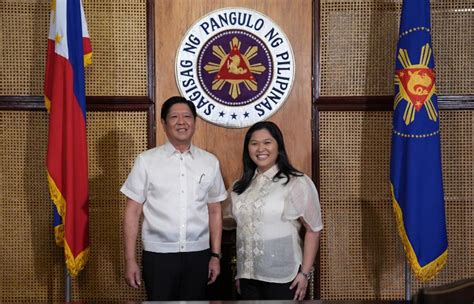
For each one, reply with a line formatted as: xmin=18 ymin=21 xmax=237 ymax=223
xmin=239 ymin=278 xmax=295 ymax=300
xmin=142 ymin=249 xmax=210 ymax=301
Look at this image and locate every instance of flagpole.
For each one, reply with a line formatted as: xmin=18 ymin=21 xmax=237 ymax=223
xmin=65 ymin=268 xmax=72 ymax=302
xmin=405 ymin=258 xmax=411 ymax=300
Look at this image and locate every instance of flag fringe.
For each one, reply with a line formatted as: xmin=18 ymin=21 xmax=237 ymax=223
xmin=44 ymin=96 xmax=51 ymax=113
xmin=48 ymin=171 xmax=89 ymax=276
xmin=390 ymin=184 xmax=448 ymax=281
xmin=54 ymin=223 xmax=64 ymax=247
xmin=84 ymin=52 xmax=92 ymax=67
xmin=47 ymin=172 xmax=66 ymax=217
xmin=65 ymin=241 xmax=89 ymax=277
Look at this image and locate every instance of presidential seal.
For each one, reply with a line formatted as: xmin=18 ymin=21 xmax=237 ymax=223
xmin=176 ymin=7 xmax=295 ymax=128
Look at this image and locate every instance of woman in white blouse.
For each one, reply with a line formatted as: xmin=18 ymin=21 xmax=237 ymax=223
xmin=224 ymin=121 xmax=323 ymax=300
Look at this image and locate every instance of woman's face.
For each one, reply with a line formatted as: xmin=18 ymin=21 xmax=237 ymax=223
xmin=248 ymin=128 xmax=278 ymax=173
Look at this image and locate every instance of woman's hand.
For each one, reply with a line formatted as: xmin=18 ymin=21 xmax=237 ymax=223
xmin=290 ymin=272 xmax=308 ymax=300
xmin=235 ymin=278 xmax=241 ymax=294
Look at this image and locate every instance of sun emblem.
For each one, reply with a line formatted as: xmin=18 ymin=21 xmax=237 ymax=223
xmin=203 ymin=37 xmax=267 ymax=100
xmin=394 ymin=43 xmax=437 ymax=125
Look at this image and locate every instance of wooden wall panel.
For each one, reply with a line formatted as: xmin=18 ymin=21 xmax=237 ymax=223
xmin=318 ymin=111 xmax=474 ymax=299
xmin=0 ymin=110 xmax=149 ymax=301
xmin=155 ymin=0 xmax=313 ymax=186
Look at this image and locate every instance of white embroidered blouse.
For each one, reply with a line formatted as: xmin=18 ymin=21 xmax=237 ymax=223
xmin=224 ymin=165 xmax=323 ymax=283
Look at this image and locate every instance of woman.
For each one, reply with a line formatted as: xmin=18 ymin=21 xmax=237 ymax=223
xmin=224 ymin=121 xmax=323 ymax=300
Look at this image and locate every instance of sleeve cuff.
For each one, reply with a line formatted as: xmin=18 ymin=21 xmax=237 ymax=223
xmin=207 ymin=192 xmax=228 ymax=204
xmin=120 ymin=186 xmax=145 ymax=204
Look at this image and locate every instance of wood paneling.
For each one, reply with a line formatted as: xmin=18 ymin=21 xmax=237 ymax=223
xmin=155 ymin=0 xmax=313 ymax=186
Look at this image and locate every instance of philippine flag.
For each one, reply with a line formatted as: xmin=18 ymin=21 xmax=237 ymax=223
xmin=44 ymin=0 xmax=92 ymax=277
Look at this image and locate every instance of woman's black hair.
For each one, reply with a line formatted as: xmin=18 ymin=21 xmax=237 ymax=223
xmin=160 ymin=96 xmax=197 ymax=121
xmin=233 ymin=121 xmax=302 ymax=194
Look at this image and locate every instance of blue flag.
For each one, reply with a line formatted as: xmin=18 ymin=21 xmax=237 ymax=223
xmin=390 ymin=0 xmax=448 ymax=281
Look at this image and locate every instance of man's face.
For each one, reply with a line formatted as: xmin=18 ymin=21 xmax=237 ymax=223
xmin=162 ymin=103 xmax=196 ymax=148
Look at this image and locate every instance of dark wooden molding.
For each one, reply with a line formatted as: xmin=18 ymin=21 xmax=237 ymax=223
xmin=146 ymin=0 xmax=156 ymax=148
xmin=0 ymin=96 xmax=153 ymax=110
xmin=313 ymin=0 xmax=321 ymax=102
xmin=315 ymin=95 xmax=474 ymax=111
xmin=146 ymin=104 xmax=156 ymax=150
xmin=437 ymin=95 xmax=474 ymax=110
xmin=0 ymin=96 xmax=45 ymax=111
xmin=316 ymin=96 xmax=393 ymax=111
xmin=312 ymin=0 xmax=321 ymax=300
xmin=146 ymin=0 xmax=155 ymax=104
xmin=0 ymin=95 xmax=156 ymax=148
xmin=312 ymin=1 xmax=319 ymax=186
xmin=312 ymin=104 xmax=322 ymax=301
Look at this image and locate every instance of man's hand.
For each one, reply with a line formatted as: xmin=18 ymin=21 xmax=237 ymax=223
xmin=123 ymin=199 xmax=143 ymax=288
xmin=207 ymin=202 xmax=222 ymax=284
xmin=207 ymin=256 xmax=220 ymax=284
xmin=124 ymin=259 xmax=142 ymax=289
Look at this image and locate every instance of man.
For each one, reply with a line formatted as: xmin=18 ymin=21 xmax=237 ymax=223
xmin=121 ymin=96 xmax=227 ymax=300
